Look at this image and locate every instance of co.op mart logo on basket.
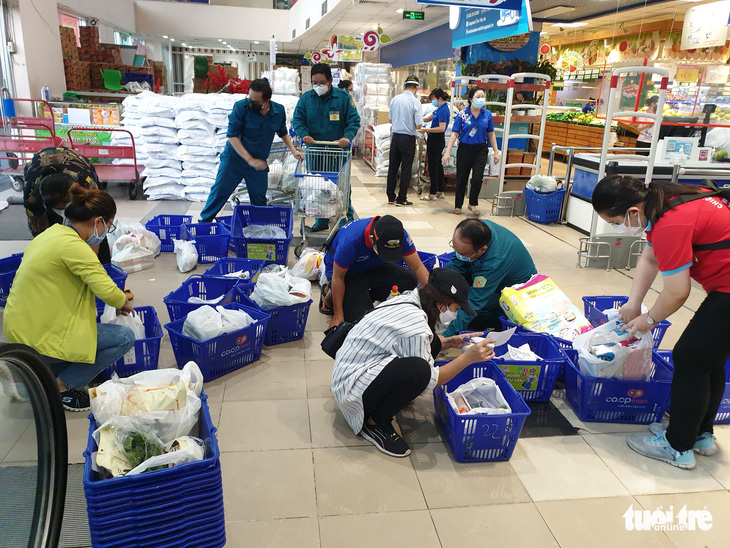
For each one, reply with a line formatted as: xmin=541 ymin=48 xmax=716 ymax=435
xmin=606 ymin=388 xmax=648 ymax=405
xmin=220 ymin=335 xmax=250 ymax=357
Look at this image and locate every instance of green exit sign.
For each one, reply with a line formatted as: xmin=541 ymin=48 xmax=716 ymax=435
xmin=402 ymin=10 xmax=425 ymax=20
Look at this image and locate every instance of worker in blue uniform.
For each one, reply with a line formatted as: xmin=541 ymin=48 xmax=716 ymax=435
xmin=200 ymin=78 xmax=302 ymax=222
xmin=442 ymin=218 xmax=537 ymax=336
xmin=292 ymin=63 xmax=361 ymax=232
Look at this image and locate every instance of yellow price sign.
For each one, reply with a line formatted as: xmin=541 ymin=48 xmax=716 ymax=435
xmin=676 ymin=65 xmax=700 ymax=82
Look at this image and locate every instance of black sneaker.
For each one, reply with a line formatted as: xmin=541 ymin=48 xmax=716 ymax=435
xmin=60 ymin=388 xmax=91 ymax=412
xmin=395 ymin=199 xmax=413 ymax=206
xmin=360 ymin=422 xmax=411 ymax=457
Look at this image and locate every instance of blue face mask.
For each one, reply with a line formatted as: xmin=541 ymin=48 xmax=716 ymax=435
xmin=432 ymin=100 xmax=439 ymax=108
xmin=473 ymin=98 xmax=486 ymax=108
xmin=454 ymin=251 xmax=474 ymax=262
xmin=86 ymin=218 xmax=108 ymax=247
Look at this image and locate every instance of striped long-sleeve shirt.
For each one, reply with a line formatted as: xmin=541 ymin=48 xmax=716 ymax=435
xmin=331 ymin=290 xmax=440 ymax=433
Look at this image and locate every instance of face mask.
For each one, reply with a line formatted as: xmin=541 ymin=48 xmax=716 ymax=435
xmin=250 ymin=101 xmax=265 ymax=114
xmin=473 ymin=98 xmax=486 ymax=108
xmin=612 ymin=211 xmax=645 ymax=236
xmin=439 ymin=307 xmax=459 ymax=327
xmin=432 ymin=100 xmax=439 ymax=108
xmin=454 ymin=250 xmax=474 ymax=262
xmin=313 ymin=84 xmax=329 ymax=96
xmin=86 ymin=218 xmax=108 ymax=247
xmin=52 ymin=208 xmax=66 ymax=218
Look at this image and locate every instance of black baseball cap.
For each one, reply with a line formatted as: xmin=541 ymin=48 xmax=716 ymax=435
xmin=372 ymin=215 xmax=405 ymax=263
xmin=428 ymin=268 xmax=476 ymax=316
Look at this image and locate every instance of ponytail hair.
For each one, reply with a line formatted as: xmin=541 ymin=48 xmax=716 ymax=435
xmin=592 ymin=175 xmax=706 ymax=224
xmin=64 ymin=183 xmax=116 ymax=223
xmin=39 ymin=171 xmax=74 ymax=209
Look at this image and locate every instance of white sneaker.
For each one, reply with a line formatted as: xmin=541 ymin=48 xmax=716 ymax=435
xmin=648 ymin=422 xmax=718 ymax=456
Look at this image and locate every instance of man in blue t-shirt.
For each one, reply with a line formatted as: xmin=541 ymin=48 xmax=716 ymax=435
xmin=321 ymin=215 xmax=430 ymax=326
xmin=443 ymin=218 xmax=537 ymax=335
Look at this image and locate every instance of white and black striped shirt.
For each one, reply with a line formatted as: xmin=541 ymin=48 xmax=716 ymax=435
xmin=331 ymin=290 xmax=440 ymax=433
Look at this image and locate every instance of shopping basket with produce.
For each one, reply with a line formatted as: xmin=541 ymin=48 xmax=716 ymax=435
xmin=292 ymin=142 xmax=352 ymax=256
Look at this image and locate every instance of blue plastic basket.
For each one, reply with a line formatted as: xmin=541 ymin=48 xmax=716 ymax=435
xmin=95 ymin=263 xmax=128 ymax=314
xmin=165 ymin=303 xmax=270 ymax=380
xmin=102 ymin=307 xmax=163 ymax=379
xmin=581 ymin=295 xmax=670 ymax=350
xmin=488 ymin=332 xmax=566 ymax=402
xmin=437 ymin=252 xmax=454 ymax=268
xmin=656 ymin=350 xmax=730 ymax=424
xmin=202 ymin=257 xmax=265 ymax=294
xmin=83 ymin=394 xmax=225 ymax=548
xmin=524 ymin=187 xmax=566 ymax=224
xmin=215 ymin=215 xmax=232 ymax=230
xmin=186 ymin=222 xmax=231 ymax=264
xmin=562 ymin=348 xmax=673 ymax=424
xmin=0 ymin=253 xmax=23 ymax=307
xmin=144 ymin=215 xmax=192 ymax=253
xmin=434 ymin=360 xmax=531 ymax=462
xmin=398 ymin=250 xmax=437 ymax=272
xmin=163 ymin=275 xmax=241 ymax=322
xmin=230 ymin=205 xmax=294 ymax=265
xmin=235 ymin=289 xmax=312 ymax=346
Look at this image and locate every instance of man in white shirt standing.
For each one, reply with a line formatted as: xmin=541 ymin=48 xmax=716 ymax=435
xmin=387 ymin=75 xmax=423 ymax=206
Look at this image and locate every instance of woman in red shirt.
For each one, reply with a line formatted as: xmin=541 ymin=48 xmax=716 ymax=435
xmin=592 ymin=175 xmax=730 ymax=470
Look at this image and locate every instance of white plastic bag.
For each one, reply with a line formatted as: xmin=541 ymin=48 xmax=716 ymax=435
xmin=241 ymin=224 xmax=287 ymax=239
xmin=113 ymin=313 xmax=146 ymax=340
xmin=112 ymin=241 xmax=155 ymax=273
xmin=447 ymin=377 xmax=512 ymax=415
xmin=250 ymin=272 xmax=311 ymax=308
xmin=174 ymin=239 xmax=198 ymax=273
xmin=291 ymin=248 xmax=324 ymax=281
xmin=572 ymin=319 xmax=653 ymax=380
xmin=526 ymin=175 xmax=559 ymax=193
xmin=126 ymin=436 xmax=206 ymax=476
xmin=182 ymin=305 xmax=255 ymax=341
xmin=111 ymin=223 xmax=162 ymax=257
xmin=89 ymin=362 xmax=204 ymax=445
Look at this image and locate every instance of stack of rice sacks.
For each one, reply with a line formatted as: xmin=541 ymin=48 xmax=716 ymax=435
xmin=264 ymin=68 xmax=300 ymax=96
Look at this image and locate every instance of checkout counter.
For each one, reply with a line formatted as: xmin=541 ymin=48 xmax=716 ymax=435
xmin=566 ymin=152 xmax=730 ymax=234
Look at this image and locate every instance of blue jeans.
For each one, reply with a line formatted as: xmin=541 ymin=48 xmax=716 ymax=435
xmin=45 ymin=323 xmax=135 ymax=390
xmin=200 ymin=148 xmax=269 ymax=222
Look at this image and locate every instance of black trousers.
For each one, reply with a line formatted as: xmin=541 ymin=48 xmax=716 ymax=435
xmin=635 ymin=140 xmax=651 ymax=156
xmin=427 ymin=133 xmax=446 ymax=195
xmin=386 ymin=133 xmax=416 ymax=203
xmin=338 ymin=264 xmax=417 ymax=322
xmin=455 ymin=143 xmax=488 ymax=209
xmin=666 ymin=291 xmax=730 ymax=451
xmin=362 ymin=335 xmax=442 ymax=426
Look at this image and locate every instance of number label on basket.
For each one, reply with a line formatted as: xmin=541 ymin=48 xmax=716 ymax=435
xmin=498 ymin=364 xmax=542 ymax=391
xmin=122 ymin=348 xmax=137 ymax=365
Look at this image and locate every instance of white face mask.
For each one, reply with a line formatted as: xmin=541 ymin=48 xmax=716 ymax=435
xmin=313 ymin=84 xmax=329 ymax=96
xmin=612 ymin=210 xmax=645 ymax=236
xmin=439 ymin=307 xmax=459 ymax=327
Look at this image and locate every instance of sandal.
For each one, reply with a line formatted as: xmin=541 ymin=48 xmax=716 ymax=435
xmin=319 ymin=284 xmax=333 ymax=316
xmin=453 ymin=208 xmax=462 ymax=215
xmin=468 ymin=205 xmax=481 ymax=216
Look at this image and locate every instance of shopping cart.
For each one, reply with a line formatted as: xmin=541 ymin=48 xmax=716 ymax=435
xmin=68 ymin=127 xmax=143 ymax=200
xmin=0 ymin=94 xmax=61 ymax=192
xmin=229 ymin=142 xmax=298 ymax=207
xmin=291 ymin=142 xmax=352 ymax=256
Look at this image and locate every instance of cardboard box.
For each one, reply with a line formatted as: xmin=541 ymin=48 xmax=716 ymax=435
xmin=376 ymin=109 xmax=389 ymax=125
xmin=521 ymin=152 xmax=536 ymax=176
xmin=79 ymin=26 xmax=99 ymax=49
xmin=506 ymin=150 xmax=523 ymax=176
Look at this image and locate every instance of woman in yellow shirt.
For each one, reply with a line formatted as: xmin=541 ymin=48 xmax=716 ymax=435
xmin=3 ymin=184 xmax=135 ymax=411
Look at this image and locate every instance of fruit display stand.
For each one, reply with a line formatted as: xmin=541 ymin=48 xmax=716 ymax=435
xmin=534 ymin=112 xmax=620 ymax=155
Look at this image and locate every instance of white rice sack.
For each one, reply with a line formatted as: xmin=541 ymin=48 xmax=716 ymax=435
xmin=177 ymin=128 xmax=215 ymax=144
xmin=136 ymin=117 xmax=177 ymax=129
xmin=145 ymin=158 xmax=182 ymax=170
xmin=176 ymin=145 xmax=218 ymax=159
xmin=143 ymin=176 xmax=181 ymax=191
xmin=144 ymin=143 xmax=180 ymax=157
xmin=182 ymin=176 xmax=216 ymax=187
xmin=142 ymin=167 xmax=182 ymax=178
xmin=145 ymin=183 xmax=187 ymax=199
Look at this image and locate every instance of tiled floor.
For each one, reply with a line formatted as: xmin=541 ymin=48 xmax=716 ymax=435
xmin=0 ymin=157 xmax=728 ymax=547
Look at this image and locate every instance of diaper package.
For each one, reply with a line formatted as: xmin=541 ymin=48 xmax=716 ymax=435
xmin=499 ymin=274 xmax=592 ymax=341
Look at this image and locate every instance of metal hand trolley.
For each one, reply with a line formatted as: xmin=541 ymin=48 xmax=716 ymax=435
xmin=291 ymin=141 xmax=352 ymax=256
xmin=229 ymin=142 xmax=298 ymax=206
xmin=0 ymin=95 xmax=62 ymax=192
xmin=68 ymin=127 xmax=144 ymax=199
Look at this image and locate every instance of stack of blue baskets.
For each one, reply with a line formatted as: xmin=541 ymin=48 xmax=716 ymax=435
xmin=83 ymin=394 xmax=225 ymax=547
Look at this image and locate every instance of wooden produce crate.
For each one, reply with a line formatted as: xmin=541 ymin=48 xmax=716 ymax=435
xmin=534 ymin=121 xmax=615 ymax=154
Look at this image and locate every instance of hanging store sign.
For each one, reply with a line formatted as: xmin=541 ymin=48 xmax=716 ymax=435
xmin=419 ymin=0 xmax=522 ymax=12
xmin=681 ymin=0 xmax=730 ymax=50
xmin=305 ymin=30 xmax=391 ymax=63
xmin=451 ymin=0 xmax=533 ymax=48
xmin=704 ymin=65 xmax=730 ymax=84
xmin=403 ymin=10 xmax=425 ymax=20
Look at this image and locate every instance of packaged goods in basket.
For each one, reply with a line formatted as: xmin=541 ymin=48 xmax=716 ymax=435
xmin=174 ymin=239 xmax=198 ymax=273
xmin=250 ymin=271 xmax=312 ymax=308
xmin=499 ymin=274 xmax=592 ymax=341
xmin=572 ymin=319 xmax=653 ymax=381
xmin=112 ymin=240 xmax=156 ymax=273
xmin=111 ymin=223 xmax=162 ymax=258
xmin=297 ymin=176 xmax=342 ymax=217
xmin=89 ymin=362 xmax=205 ymax=478
xmin=447 ymin=377 xmax=512 ymax=415
xmin=182 ymin=305 xmax=256 ymax=341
